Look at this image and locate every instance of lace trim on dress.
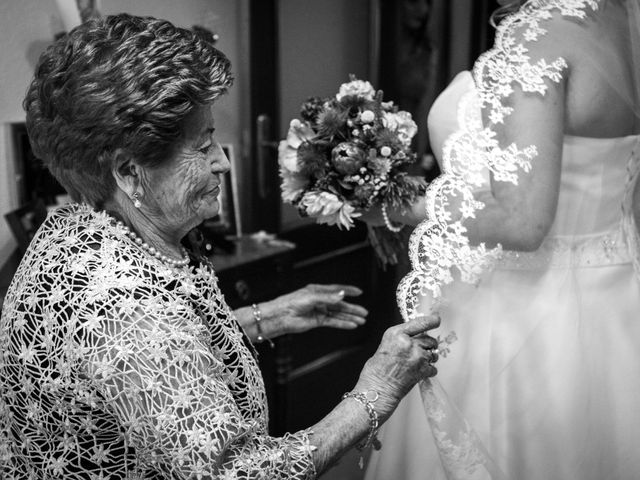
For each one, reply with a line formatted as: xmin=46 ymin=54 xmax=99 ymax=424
xmin=397 ymin=0 xmax=600 ymax=322
xmin=0 ymin=203 xmax=315 ymax=480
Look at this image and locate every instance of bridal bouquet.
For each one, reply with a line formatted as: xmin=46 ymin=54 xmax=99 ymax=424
xmin=278 ymin=76 xmax=427 ymax=266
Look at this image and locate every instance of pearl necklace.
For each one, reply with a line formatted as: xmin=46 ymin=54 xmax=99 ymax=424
xmin=116 ymin=221 xmax=190 ymax=268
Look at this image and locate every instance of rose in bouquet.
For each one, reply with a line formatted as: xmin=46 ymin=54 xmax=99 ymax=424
xmin=278 ymin=76 xmax=427 ymax=266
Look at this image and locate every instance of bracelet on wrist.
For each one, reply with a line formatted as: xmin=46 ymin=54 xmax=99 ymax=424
xmin=251 ymin=303 xmax=274 ymax=348
xmin=381 ymin=203 xmax=403 ymax=233
xmin=342 ymin=389 xmax=382 ymax=468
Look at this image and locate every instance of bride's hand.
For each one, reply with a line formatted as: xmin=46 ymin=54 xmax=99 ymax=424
xmin=356 ymin=205 xmax=386 ymax=227
xmin=358 ymin=197 xmax=428 ymax=228
xmin=354 ymin=315 xmax=441 ymax=421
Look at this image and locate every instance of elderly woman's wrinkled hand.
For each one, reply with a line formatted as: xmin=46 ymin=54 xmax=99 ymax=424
xmin=354 ymin=315 xmax=441 ymax=420
xmin=263 ymin=284 xmax=368 ymax=336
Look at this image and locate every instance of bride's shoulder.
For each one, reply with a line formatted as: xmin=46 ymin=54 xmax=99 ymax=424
xmin=514 ymin=1 xmax=631 ymax=71
xmin=494 ymin=2 xmax=600 ymax=60
xmin=473 ymin=5 xmax=581 ymax=94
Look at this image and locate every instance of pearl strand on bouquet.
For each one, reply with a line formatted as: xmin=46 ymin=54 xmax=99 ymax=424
xmin=116 ymin=221 xmax=190 ymax=268
xmin=381 ymin=204 xmax=403 ymax=233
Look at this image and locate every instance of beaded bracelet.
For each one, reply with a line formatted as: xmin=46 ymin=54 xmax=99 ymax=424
xmin=342 ymin=389 xmax=382 ymax=468
xmin=381 ymin=203 xmax=403 ymax=233
xmin=251 ymin=303 xmax=274 ymax=348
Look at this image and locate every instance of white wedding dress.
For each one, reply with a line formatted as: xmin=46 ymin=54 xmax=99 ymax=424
xmin=366 ymin=1 xmax=640 ymax=479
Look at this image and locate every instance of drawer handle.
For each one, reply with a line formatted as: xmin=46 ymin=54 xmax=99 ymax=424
xmin=235 ymin=280 xmax=251 ymax=301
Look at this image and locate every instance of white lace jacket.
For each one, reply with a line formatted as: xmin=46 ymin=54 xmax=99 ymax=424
xmin=0 ymin=204 xmax=315 ymax=480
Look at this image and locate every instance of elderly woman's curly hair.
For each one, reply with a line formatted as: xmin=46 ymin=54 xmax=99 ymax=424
xmin=24 ymin=13 xmax=233 ymax=207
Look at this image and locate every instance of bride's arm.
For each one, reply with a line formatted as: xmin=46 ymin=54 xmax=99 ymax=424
xmin=389 ymin=29 xmax=567 ymax=252
xmin=459 ymin=76 xmax=565 ymax=251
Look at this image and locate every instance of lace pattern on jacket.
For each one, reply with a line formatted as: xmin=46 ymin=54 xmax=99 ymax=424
xmin=0 ymin=204 xmax=315 ymax=480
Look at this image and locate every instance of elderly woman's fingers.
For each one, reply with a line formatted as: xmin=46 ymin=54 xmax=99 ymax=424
xmin=411 ymin=332 xmax=440 ymax=368
xmin=303 ymin=285 xmax=368 ymax=324
xmin=329 ymin=310 xmax=367 ymax=325
xmin=337 ymin=285 xmax=363 ymax=297
xmin=307 ymin=284 xmax=363 ymax=297
xmin=421 ymin=363 xmax=438 ymax=378
xmin=415 ymin=338 xmax=439 ymax=378
xmin=314 ymin=308 xmax=367 ymax=330
xmin=318 ymin=317 xmax=361 ymax=330
xmin=300 ymin=286 xmax=350 ymax=306
xmin=413 ymin=334 xmax=439 ymax=351
xmin=398 ymin=314 xmax=441 ymax=337
xmin=420 ymin=344 xmax=439 ymax=364
xmin=429 ymin=349 xmax=439 ymax=364
xmin=331 ymin=301 xmax=368 ymax=319
xmin=421 ymin=314 xmax=441 ymax=331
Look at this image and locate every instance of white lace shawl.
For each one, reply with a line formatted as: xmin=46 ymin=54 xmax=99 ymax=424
xmin=0 ymin=204 xmax=315 ymax=479
xmin=396 ymin=0 xmax=601 ymax=322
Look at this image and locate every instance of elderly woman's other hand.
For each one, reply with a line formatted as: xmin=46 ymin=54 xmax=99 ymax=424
xmin=260 ymin=284 xmax=368 ymax=337
xmin=353 ymin=315 xmax=440 ymax=420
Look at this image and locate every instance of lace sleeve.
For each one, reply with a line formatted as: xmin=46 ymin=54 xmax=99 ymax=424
xmin=0 ymin=205 xmax=316 ymax=479
xmin=397 ymin=0 xmax=599 ymax=321
xmin=83 ymin=300 xmax=315 ymax=479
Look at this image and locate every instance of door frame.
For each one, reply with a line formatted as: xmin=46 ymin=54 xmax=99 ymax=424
xmin=247 ymin=0 xmax=281 ymax=234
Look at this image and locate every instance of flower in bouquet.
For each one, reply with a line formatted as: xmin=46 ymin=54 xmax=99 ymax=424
xmin=382 ymin=110 xmax=418 ymax=147
xmin=332 ymin=142 xmax=366 ymax=175
xmin=278 ymin=75 xmax=427 ymax=266
xmin=336 ymin=79 xmax=376 ymax=101
xmin=300 ymin=191 xmax=361 ymax=229
xmin=278 ymin=119 xmax=315 ymax=202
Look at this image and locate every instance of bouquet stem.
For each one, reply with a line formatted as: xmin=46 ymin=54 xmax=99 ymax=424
xmin=366 ymin=224 xmax=408 ymax=269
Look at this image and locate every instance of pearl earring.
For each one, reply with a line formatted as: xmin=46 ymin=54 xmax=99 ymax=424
xmin=132 ymin=192 xmax=142 ymax=208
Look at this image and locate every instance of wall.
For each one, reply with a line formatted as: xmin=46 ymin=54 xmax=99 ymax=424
xmin=277 ymin=0 xmax=372 ymax=231
xmin=0 ymin=0 xmax=60 ymax=264
xmin=0 ymin=0 xmax=245 ymax=266
xmin=448 ymin=0 xmax=475 ymax=78
xmin=0 ymin=0 xmax=482 ymax=263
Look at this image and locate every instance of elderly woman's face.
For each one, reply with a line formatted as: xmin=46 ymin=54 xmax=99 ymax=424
xmin=142 ymin=106 xmax=229 ymax=230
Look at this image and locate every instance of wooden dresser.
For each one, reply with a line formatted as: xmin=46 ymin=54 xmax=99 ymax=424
xmin=211 ymin=227 xmax=398 ymax=435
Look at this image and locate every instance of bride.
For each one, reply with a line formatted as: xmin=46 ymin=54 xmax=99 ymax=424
xmin=362 ymin=0 xmax=640 ymax=478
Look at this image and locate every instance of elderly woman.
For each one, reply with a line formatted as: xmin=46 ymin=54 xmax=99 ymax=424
xmin=0 ymin=13 xmax=439 ymax=480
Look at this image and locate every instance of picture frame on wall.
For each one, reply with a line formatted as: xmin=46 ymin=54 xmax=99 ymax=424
xmin=204 ymin=144 xmax=242 ymax=237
